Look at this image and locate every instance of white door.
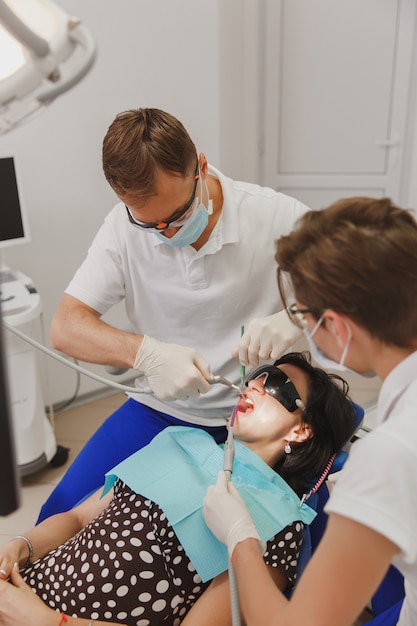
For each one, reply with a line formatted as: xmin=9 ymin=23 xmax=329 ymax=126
xmin=262 ymin=0 xmax=417 ymax=208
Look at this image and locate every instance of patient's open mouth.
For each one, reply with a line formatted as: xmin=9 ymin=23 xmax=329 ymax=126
xmin=236 ymin=395 xmax=254 ymax=413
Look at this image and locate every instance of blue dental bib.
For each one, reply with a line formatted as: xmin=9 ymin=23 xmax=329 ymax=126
xmin=103 ymin=426 xmax=315 ymax=582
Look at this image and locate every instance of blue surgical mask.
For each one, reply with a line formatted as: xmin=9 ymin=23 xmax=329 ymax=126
xmin=304 ymin=315 xmax=352 ymax=372
xmin=155 ymin=177 xmax=213 ymax=248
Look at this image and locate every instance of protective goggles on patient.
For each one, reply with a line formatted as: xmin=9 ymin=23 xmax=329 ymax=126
xmin=245 ymin=365 xmax=305 ymax=413
xmin=125 ymin=161 xmax=200 ymax=232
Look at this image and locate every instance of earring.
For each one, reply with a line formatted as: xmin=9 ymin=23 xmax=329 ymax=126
xmin=284 ymin=441 xmax=292 ymax=455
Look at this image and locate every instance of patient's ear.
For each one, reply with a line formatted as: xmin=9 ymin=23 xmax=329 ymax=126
xmin=291 ymin=422 xmax=313 ymax=444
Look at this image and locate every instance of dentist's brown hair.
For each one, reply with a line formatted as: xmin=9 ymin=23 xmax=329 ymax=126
xmin=102 ymin=108 xmax=197 ymax=199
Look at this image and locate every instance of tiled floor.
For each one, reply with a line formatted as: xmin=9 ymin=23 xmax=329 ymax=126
xmin=0 ymin=374 xmax=381 ymax=624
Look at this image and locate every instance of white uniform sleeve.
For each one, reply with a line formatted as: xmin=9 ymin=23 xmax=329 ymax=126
xmin=325 ymin=427 xmax=417 ymax=563
xmin=65 ymin=211 xmax=126 ymax=314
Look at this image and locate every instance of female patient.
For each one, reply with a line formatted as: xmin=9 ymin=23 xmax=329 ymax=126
xmin=0 ymin=352 xmax=355 ymax=626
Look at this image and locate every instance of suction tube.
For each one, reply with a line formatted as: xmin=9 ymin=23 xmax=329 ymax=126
xmin=223 ymin=406 xmax=241 ymax=626
xmin=223 ymin=407 xmax=237 ymax=476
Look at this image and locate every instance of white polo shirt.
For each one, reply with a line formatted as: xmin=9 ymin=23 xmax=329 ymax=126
xmin=66 ymin=165 xmax=309 ymax=425
xmin=326 ymin=351 xmax=417 ymax=625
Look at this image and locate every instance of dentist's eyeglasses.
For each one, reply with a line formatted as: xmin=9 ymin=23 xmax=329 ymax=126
xmin=125 ymin=161 xmax=200 ymax=232
xmin=245 ymin=365 xmax=305 ymax=413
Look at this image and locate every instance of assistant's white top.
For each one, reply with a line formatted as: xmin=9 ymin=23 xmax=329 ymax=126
xmin=326 ymin=351 xmax=417 ymax=625
xmin=65 ymin=165 xmax=309 ymax=425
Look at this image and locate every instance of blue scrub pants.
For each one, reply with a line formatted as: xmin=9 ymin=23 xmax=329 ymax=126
xmin=37 ymin=399 xmax=227 ymax=524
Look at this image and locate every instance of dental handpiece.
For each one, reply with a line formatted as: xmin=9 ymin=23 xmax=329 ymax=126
xmin=211 ymin=375 xmax=242 ymax=394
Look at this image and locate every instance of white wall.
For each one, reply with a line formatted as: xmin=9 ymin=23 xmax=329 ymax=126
xmin=404 ymin=12 xmax=417 ymax=210
xmin=0 ymin=0 xmax=225 ymax=404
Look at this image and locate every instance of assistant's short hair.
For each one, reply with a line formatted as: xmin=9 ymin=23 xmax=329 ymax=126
xmin=276 ymin=197 xmax=417 ymax=347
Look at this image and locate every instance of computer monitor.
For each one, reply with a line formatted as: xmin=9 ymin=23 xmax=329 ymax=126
xmin=0 ymin=156 xmax=30 ymax=249
xmin=0 ymin=302 xmax=20 ymax=515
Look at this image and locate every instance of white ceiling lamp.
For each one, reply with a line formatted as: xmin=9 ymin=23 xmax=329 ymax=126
xmin=0 ymin=0 xmax=96 ymax=134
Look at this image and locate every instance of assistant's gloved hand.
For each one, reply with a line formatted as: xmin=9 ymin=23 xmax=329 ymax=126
xmin=134 ymin=335 xmax=212 ymax=401
xmin=233 ymin=309 xmax=302 ymax=366
xmin=203 ymin=471 xmax=266 ymax=558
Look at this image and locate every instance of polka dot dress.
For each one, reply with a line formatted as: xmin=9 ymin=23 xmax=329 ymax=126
xmin=23 ymin=480 xmax=303 ymax=625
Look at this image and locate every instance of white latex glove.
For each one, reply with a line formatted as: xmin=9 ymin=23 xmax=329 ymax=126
xmin=134 ymin=335 xmax=212 ymax=401
xmin=233 ymin=309 xmax=303 ymax=366
xmin=203 ymin=471 xmax=266 ymax=558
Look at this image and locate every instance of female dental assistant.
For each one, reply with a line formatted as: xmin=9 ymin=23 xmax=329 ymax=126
xmin=203 ymin=197 xmax=417 ymax=626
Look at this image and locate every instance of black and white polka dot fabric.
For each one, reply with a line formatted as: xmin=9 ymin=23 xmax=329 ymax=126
xmin=23 ymin=480 xmax=303 ymax=625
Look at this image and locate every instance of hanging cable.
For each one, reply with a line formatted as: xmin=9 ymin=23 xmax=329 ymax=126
xmin=3 ymin=321 xmax=151 ymax=395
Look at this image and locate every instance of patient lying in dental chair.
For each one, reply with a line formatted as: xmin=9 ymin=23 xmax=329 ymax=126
xmin=0 ymin=352 xmax=356 ymax=626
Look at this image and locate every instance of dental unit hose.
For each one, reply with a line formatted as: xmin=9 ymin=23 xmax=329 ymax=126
xmin=3 ymin=321 xmax=148 ymax=395
xmin=224 ymin=406 xmax=242 ymax=626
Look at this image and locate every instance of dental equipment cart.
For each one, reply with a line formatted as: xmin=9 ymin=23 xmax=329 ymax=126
xmin=1 ymin=267 xmax=60 ymax=476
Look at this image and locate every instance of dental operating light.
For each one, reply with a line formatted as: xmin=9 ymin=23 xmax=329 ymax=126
xmin=0 ymin=0 xmax=96 ymax=134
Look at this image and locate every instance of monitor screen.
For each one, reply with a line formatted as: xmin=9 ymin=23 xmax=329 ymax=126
xmin=0 ymin=156 xmax=30 ymax=248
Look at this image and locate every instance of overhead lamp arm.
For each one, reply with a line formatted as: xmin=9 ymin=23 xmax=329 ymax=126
xmin=0 ymin=2 xmax=97 ymax=102
xmin=0 ymin=0 xmax=97 ymax=134
xmin=0 ymin=0 xmax=49 ymax=57
xmin=37 ymin=18 xmax=97 ymax=103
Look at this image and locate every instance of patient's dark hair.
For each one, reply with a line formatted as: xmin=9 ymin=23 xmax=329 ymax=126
xmin=272 ymin=351 xmax=357 ymax=497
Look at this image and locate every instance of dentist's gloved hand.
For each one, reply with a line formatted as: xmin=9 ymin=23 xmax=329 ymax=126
xmin=203 ymin=471 xmax=266 ymax=558
xmin=233 ymin=309 xmax=302 ymax=366
xmin=134 ymin=335 xmax=212 ymax=401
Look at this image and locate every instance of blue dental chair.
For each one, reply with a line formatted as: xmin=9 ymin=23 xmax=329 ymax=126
xmin=369 ymin=566 xmax=404 ymax=625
